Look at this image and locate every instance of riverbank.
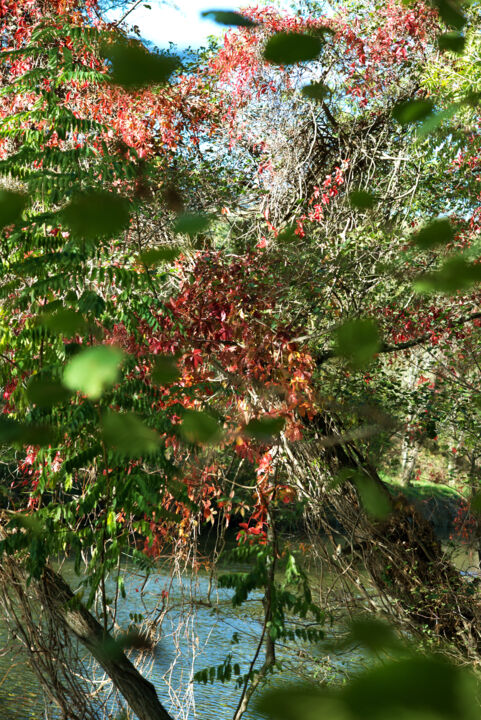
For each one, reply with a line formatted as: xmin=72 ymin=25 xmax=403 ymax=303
xmin=382 ymin=476 xmax=466 ymax=540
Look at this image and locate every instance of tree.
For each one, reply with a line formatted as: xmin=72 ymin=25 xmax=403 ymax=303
xmin=185 ymin=0 xmax=481 ymax=662
xmin=2 ymin=0 xmax=481 ymax=718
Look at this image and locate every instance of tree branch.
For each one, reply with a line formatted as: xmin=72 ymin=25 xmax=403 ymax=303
xmin=315 ymin=311 xmax=481 ymax=366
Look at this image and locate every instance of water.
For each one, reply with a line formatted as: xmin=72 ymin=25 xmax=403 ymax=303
xmin=0 ymin=561 xmax=359 ymax=720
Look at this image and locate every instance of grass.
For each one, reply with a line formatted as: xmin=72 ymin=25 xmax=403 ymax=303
xmin=380 ymin=473 xmax=464 ymax=503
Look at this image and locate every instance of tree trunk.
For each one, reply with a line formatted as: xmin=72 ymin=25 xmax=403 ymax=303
xmin=399 ymin=357 xmax=422 ymax=486
xmin=40 ymin=566 xmax=173 ymax=720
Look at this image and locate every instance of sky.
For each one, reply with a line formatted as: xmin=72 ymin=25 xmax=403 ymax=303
xmin=104 ymin=0 xmax=290 ymax=49
xmin=105 ymin=0 xmax=255 ymax=48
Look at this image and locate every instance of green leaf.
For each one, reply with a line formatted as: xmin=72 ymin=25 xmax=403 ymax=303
xmin=63 ymin=345 xmax=124 ymax=399
xmin=412 ymin=219 xmax=455 ymax=250
xmin=101 ymin=411 xmax=160 ymax=457
xmin=24 ymin=425 xmax=57 ymax=445
xmin=245 ymin=416 xmax=285 ymax=441
xmin=0 ymin=417 xmax=26 ymax=444
xmin=27 ymin=375 xmax=71 ymax=408
xmin=258 ymin=655 xmax=476 ymax=720
xmin=0 ymin=418 xmax=55 ymax=446
xmin=277 ymin=226 xmax=297 ymax=244
xmin=470 ymin=491 xmax=481 ymax=514
xmin=463 ymin=91 xmax=481 ymax=108
xmin=138 ymin=246 xmax=181 ymax=265
xmin=416 ymin=104 xmax=460 ymax=136
xmin=38 ymin=309 xmax=87 ymax=337
xmin=354 ymin=473 xmax=391 ymax=519
xmin=106 ymin=509 xmax=116 ymax=533
xmin=77 ymin=290 xmax=106 ymax=317
xmin=64 ymin=342 xmax=83 ymax=358
xmin=301 ymin=82 xmax=329 ymax=100
xmin=257 ymin=685 xmax=341 ymax=720
xmin=392 ymin=99 xmax=434 ymax=125
xmin=151 ymin=355 xmax=180 ymax=385
xmin=15 ymin=513 xmax=44 ymax=535
xmin=414 ymin=256 xmax=481 ymax=294
xmin=0 ymin=190 xmax=28 ymax=227
xmin=348 ymin=617 xmax=399 ymax=652
xmin=201 ymin=10 xmax=258 ymax=27
xmin=335 ymin=318 xmax=381 ymax=368
xmin=264 ymin=32 xmax=323 ymax=65
xmin=433 ymin=0 xmax=467 ymax=30
xmin=438 ymin=31 xmax=465 ymax=52
xmin=180 ymin=410 xmax=222 ymax=445
xmin=61 ymin=191 xmax=130 ymax=241
xmin=103 ymin=39 xmax=180 ymax=88
xmin=99 ymin=629 xmax=153 ymax=661
xmin=343 ymin=656 xmax=475 ymax=720
xmin=173 ymin=213 xmax=211 ymax=237
xmin=349 ymin=190 xmax=377 ymax=209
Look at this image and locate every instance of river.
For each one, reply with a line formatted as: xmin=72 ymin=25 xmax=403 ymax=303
xmin=0 ymin=559 xmax=364 ymax=720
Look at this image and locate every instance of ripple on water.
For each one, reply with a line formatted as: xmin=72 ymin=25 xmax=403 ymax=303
xmin=0 ymin=563 xmax=356 ymax=719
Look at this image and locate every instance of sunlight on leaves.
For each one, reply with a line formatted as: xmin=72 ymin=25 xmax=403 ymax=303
xmin=63 ymin=345 xmax=124 ymax=399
